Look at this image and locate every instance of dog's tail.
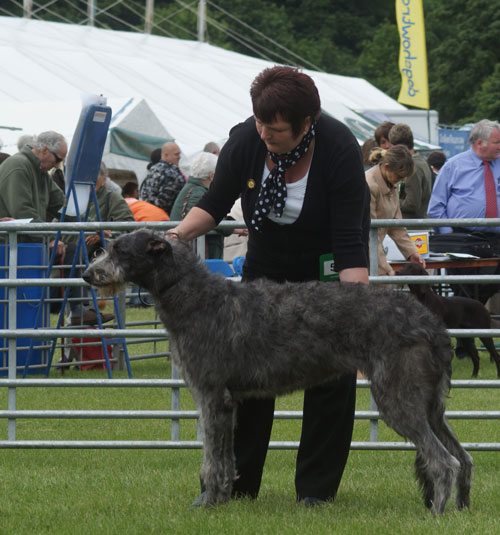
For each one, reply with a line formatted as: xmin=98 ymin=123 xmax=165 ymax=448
xmin=433 ymin=327 xmax=454 ymax=396
xmin=407 ymin=296 xmax=454 ymax=389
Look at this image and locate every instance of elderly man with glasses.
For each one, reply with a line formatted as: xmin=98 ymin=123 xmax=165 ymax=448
xmin=0 ymin=131 xmax=67 ymax=228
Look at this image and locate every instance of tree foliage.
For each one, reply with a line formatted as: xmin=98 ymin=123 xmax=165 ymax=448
xmin=424 ymin=0 xmax=500 ymax=124
xmin=19 ymin=0 xmax=500 ymax=126
xmin=357 ymin=21 xmax=401 ymax=101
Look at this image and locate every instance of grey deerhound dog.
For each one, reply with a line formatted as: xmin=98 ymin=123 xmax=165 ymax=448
xmin=398 ymin=262 xmax=500 ymax=378
xmin=82 ymin=229 xmax=473 ymax=514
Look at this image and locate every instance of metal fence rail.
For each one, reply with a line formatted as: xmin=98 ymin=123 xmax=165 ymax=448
xmin=1 ymin=219 xmax=500 ymax=451
xmin=0 ymin=377 xmax=498 ymax=451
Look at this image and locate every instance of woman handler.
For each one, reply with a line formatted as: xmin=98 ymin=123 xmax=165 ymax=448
xmin=170 ymin=66 xmax=370 ymax=506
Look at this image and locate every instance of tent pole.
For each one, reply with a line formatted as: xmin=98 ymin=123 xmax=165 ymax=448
xmin=198 ymin=0 xmax=206 ymax=42
xmin=23 ymin=0 xmax=32 ymax=18
xmin=427 ymin=109 xmax=431 ymax=143
xmin=87 ymin=0 xmax=95 ymax=27
xmin=145 ymin=0 xmax=154 ymax=34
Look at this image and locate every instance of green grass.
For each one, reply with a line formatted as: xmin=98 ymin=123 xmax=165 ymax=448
xmin=0 ymin=307 xmax=499 ymax=534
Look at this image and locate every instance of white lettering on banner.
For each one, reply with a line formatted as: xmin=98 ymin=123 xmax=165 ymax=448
xmin=440 ymin=134 xmax=466 ymax=144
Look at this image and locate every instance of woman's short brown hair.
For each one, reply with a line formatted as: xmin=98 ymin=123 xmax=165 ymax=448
xmin=374 ymin=121 xmax=395 ymax=146
xmin=388 ymin=123 xmax=414 ymax=150
xmin=250 ymin=66 xmax=321 ymax=137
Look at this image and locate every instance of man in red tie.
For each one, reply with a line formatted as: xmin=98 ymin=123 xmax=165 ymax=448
xmin=428 ymin=119 xmax=500 ymax=233
xmin=427 ymin=119 xmax=500 ymax=357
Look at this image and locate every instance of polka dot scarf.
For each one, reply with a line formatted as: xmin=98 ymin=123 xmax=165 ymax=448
xmin=251 ymin=121 xmax=316 ymax=232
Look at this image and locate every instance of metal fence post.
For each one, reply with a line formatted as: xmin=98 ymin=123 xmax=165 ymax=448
xmin=171 ymin=356 xmax=180 ymax=441
xmin=368 ymin=227 xmax=379 ymax=441
xmin=7 ymin=231 xmax=17 ymax=441
xmin=114 ymin=289 xmax=127 ymax=370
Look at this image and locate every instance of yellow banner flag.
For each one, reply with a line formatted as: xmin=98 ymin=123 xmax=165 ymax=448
xmin=396 ymin=0 xmax=429 ymax=109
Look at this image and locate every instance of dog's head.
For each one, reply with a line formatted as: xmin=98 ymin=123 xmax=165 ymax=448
xmin=396 ymin=262 xmax=430 ymax=299
xmin=396 ymin=263 xmax=428 ymax=278
xmin=82 ymin=229 xmax=176 ymax=296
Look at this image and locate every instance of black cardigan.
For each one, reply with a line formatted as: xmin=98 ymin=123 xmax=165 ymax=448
xmin=197 ymin=114 xmax=370 ymax=276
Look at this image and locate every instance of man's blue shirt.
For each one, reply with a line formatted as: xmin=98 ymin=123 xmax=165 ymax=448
xmin=427 ymin=149 xmax=500 ymax=233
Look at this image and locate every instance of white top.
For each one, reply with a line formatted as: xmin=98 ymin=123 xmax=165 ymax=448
xmin=261 ymin=164 xmax=310 ymax=224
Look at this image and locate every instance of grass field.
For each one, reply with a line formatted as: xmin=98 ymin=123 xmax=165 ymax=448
xmin=0 ymin=306 xmax=499 ymax=534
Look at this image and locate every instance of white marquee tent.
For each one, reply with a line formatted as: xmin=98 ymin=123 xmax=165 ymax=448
xmin=0 ymin=16 xmax=435 ymax=180
xmin=0 ymin=97 xmax=174 ymax=180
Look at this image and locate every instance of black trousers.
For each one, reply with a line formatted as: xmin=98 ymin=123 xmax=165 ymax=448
xmin=225 ymin=260 xmax=357 ymax=501
xmin=231 ymin=374 xmax=356 ymax=501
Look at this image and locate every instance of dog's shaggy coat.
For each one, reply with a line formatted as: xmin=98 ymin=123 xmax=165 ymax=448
xmin=83 ymin=229 xmax=473 ymax=514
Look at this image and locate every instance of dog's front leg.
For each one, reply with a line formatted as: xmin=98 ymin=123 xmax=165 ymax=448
xmin=198 ymin=393 xmax=236 ymax=506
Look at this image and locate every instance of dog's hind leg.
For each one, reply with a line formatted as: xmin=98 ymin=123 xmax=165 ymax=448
xmin=374 ymin=397 xmax=460 ymax=513
xmin=479 ymin=337 xmax=500 ymax=378
xmin=371 ymin=364 xmax=459 ymax=514
xmin=434 ymin=420 xmax=473 ymax=509
xmin=427 ymin=398 xmax=473 ymax=509
xmin=403 ymin=421 xmax=460 ymax=514
xmin=414 ymin=451 xmax=434 ymax=509
xmin=198 ymin=393 xmax=236 ymax=506
xmin=460 ymin=338 xmax=480 ymax=377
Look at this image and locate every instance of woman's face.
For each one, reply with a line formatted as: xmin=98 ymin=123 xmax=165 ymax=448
xmin=383 ymin=163 xmax=406 ymax=185
xmin=379 ymin=137 xmax=392 ymax=150
xmin=254 ymin=114 xmax=311 ymax=155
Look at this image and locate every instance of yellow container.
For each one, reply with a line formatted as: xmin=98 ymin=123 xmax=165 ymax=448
xmin=410 ymin=232 xmax=429 ymax=257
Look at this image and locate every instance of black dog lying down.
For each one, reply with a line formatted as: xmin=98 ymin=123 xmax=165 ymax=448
xmin=398 ymin=262 xmax=500 ymax=378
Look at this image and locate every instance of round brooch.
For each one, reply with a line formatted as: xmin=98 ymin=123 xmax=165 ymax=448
xmin=247 ymin=179 xmax=255 ymax=189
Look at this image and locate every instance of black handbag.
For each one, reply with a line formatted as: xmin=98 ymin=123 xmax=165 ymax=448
xmin=429 ymin=232 xmax=495 ymax=258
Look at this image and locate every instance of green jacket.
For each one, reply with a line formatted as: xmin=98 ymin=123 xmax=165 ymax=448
xmin=67 ymin=183 xmax=134 ymax=248
xmin=88 ymin=183 xmax=135 ymax=223
xmin=399 ymin=152 xmax=432 ymax=220
xmin=170 ymin=176 xmax=231 ymax=259
xmin=0 ymin=146 xmax=64 ymax=223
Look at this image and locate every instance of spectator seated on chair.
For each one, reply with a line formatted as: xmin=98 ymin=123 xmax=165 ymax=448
xmin=122 ymin=181 xmax=169 ymax=307
xmin=64 ymin=161 xmax=134 ymax=325
xmin=122 ymin=181 xmax=170 ymax=222
xmin=170 ymin=152 xmax=232 ymax=259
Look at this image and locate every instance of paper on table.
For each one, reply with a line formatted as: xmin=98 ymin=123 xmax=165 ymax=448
xmin=1 ymin=218 xmax=33 ymax=224
xmin=445 ymin=252 xmax=480 ymax=259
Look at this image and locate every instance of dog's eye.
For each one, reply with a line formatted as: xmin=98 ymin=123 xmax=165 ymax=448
xmin=91 ymin=247 xmax=106 ymax=260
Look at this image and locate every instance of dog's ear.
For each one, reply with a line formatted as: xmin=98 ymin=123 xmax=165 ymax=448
xmin=146 ymin=237 xmax=171 ymax=255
